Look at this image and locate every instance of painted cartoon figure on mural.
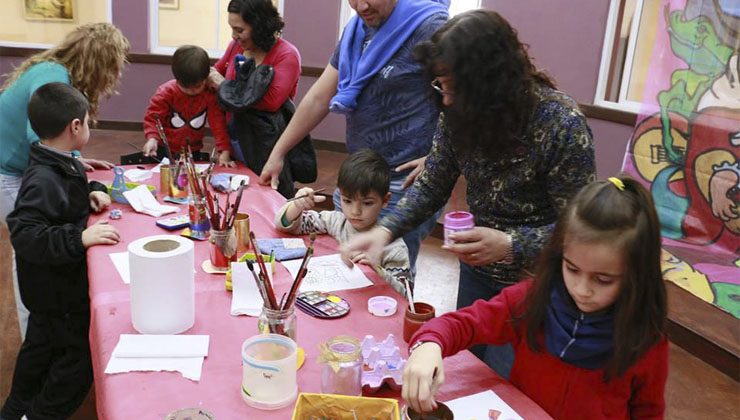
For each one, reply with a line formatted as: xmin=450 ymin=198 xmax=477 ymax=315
xmin=625 ymin=0 xmax=739 ymax=318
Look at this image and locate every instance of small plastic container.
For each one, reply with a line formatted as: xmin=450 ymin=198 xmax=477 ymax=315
xmin=443 ymin=211 xmax=474 ymax=245
xmin=258 ymin=305 xmax=297 ymax=341
xmin=368 ymin=296 xmax=398 ymax=317
xmin=241 ymin=333 xmax=298 ymax=410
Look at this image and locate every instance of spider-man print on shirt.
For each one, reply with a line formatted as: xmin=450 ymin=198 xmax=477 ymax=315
xmin=143 ymin=79 xmax=230 ymax=154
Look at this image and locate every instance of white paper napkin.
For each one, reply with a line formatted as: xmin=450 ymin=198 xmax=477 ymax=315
xmin=105 ymin=334 xmax=210 ymax=381
xmin=109 ymin=252 xmax=130 ymax=284
xmin=123 ymin=185 xmax=178 ymax=217
xmin=123 ymin=168 xmax=153 ymax=182
xmin=230 ymin=262 xmax=272 ymax=317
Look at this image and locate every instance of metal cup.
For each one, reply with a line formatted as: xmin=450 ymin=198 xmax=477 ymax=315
xmin=159 ymin=164 xmax=171 ymax=197
xmin=234 ymin=213 xmax=251 ymax=254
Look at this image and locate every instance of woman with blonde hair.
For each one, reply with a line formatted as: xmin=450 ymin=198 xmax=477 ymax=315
xmin=0 ymin=22 xmax=129 ymax=338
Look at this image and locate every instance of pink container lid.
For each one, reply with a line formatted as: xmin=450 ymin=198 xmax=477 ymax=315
xmin=444 ymin=211 xmax=474 ymax=229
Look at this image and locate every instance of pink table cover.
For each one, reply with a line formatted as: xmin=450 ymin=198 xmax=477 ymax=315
xmin=86 ymin=164 xmax=550 ymax=419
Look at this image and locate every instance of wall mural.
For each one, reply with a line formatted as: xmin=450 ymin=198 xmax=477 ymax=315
xmin=622 ymin=0 xmax=739 ymax=318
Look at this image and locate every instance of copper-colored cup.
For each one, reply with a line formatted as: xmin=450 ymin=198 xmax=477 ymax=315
xmin=159 ymin=164 xmax=171 ymax=197
xmin=234 ymin=213 xmax=250 ymax=254
xmin=403 ymin=302 xmax=435 ymax=343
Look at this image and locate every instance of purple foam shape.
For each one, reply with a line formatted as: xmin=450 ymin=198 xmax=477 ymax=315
xmin=361 ymin=334 xmax=407 ymax=393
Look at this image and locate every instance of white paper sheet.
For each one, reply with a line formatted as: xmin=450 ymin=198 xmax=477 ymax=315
xmin=230 ymin=261 xmax=272 ymax=317
xmin=105 ymin=334 xmax=210 ymax=381
xmin=109 ymin=251 xmax=130 ymax=284
xmin=112 ymin=334 xmax=209 ymax=358
xmin=123 ymin=185 xmax=178 ymax=217
xmin=230 ymin=175 xmax=249 ymax=190
xmin=444 ymin=390 xmax=523 ymax=420
xmin=281 ymin=253 xmax=373 ymax=293
xmin=105 ymin=356 xmax=205 ymax=381
xmin=123 ymin=168 xmax=153 ymax=182
xmin=151 ymin=161 xmax=208 ymax=174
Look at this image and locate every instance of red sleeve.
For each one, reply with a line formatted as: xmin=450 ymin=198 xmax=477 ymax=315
xmin=143 ymin=82 xmax=172 ymax=144
xmin=206 ymin=92 xmax=231 ymax=152
xmin=629 ymin=338 xmax=669 ymax=419
xmin=215 ymin=40 xmax=239 ymax=77
xmin=252 ymin=42 xmax=301 ymax=113
xmin=410 ymin=281 xmax=530 ymax=357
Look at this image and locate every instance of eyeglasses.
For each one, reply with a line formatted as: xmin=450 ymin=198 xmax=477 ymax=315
xmin=431 ymin=79 xmax=453 ymax=95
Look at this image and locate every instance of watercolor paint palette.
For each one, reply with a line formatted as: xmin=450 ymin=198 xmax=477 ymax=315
xmin=295 ymin=291 xmax=349 ymax=319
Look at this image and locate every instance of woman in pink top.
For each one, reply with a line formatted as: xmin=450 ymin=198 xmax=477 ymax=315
xmin=210 ymin=0 xmax=301 ymax=196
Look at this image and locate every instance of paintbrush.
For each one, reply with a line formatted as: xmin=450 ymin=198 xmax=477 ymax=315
xmin=227 ymin=180 xmax=248 ymax=227
xmin=246 ymin=260 xmax=270 ymax=307
xmin=154 ymin=116 xmax=173 ymax=160
xmin=286 ymin=187 xmax=329 ymax=202
xmin=402 ymin=276 xmax=416 ymax=314
xmin=249 ymin=232 xmax=271 ymax=285
xmin=283 ymin=246 xmax=314 ymax=310
xmin=126 ymin=142 xmax=162 ymax=163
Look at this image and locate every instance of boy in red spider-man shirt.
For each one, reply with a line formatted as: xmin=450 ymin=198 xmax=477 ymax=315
xmin=142 ymin=45 xmax=234 ymax=166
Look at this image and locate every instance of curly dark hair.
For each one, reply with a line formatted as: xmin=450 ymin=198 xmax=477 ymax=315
xmin=227 ymin=0 xmax=284 ymax=52
xmin=414 ymin=10 xmax=556 ymax=157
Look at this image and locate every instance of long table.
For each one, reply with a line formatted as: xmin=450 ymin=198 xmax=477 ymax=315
xmin=86 ymin=164 xmax=550 ymax=419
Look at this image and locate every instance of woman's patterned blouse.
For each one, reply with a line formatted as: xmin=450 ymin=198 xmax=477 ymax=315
xmin=380 ymin=85 xmax=596 ymax=284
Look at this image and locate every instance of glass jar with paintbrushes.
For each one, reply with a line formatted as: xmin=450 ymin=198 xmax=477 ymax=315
xmin=249 ymin=231 xmax=315 ymax=340
xmin=206 ymin=178 xmax=247 ymax=270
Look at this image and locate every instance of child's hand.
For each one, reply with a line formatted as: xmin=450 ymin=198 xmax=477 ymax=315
xmin=82 ymin=220 xmax=120 ymax=248
xmin=402 ymin=342 xmax=445 ymax=414
xmin=208 ymin=67 xmax=225 ymax=89
xmin=340 ymin=226 xmax=392 ymax=267
xmin=218 ymin=150 xmax=236 ymax=167
xmin=143 ymin=138 xmax=159 ymax=157
xmin=79 ymin=157 xmax=115 ymax=172
xmin=350 ymin=252 xmax=373 ymax=266
xmin=89 ymin=191 xmax=111 ymax=213
xmin=292 ymin=187 xmax=326 ymax=212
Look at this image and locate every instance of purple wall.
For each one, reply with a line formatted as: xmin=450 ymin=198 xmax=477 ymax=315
xmin=0 ymin=0 xmax=631 ymax=177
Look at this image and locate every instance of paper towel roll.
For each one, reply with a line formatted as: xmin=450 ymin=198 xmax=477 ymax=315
xmin=128 ymin=235 xmax=195 ymax=334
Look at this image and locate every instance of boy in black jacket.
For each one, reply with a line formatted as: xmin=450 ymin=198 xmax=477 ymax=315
xmin=1 ymin=83 xmax=120 ymax=420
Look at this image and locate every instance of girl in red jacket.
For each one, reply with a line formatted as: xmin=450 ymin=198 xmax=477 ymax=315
xmin=403 ymin=176 xmax=668 ymax=419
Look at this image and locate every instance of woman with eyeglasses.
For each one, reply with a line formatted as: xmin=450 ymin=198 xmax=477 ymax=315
xmin=342 ymin=9 xmax=595 ymax=378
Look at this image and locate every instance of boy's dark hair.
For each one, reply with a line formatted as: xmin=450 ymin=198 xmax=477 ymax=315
xmin=172 ymin=45 xmax=210 ymax=87
xmin=520 ymin=176 xmax=666 ymax=380
xmin=337 ymin=149 xmax=390 ymax=198
xmin=227 ymin=0 xmax=284 ymax=52
xmin=28 ymin=82 xmax=89 ymax=139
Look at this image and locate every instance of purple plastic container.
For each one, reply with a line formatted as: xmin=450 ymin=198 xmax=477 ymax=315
xmin=443 ymin=211 xmax=474 ymax=245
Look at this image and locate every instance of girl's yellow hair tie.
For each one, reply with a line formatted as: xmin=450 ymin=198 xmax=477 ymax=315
xmin=608 ymin=177 xmax=625 ymax=191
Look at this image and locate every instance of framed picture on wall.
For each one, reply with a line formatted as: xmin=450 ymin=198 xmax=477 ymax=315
xmin=159 ymin=0 xmax=179 ymax=10
xmin=23 ymin=0 xmax=75 ymax=22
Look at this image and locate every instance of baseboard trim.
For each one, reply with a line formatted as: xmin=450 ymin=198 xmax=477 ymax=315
xmin=95 ymin=119 xmax=347 ymax=153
